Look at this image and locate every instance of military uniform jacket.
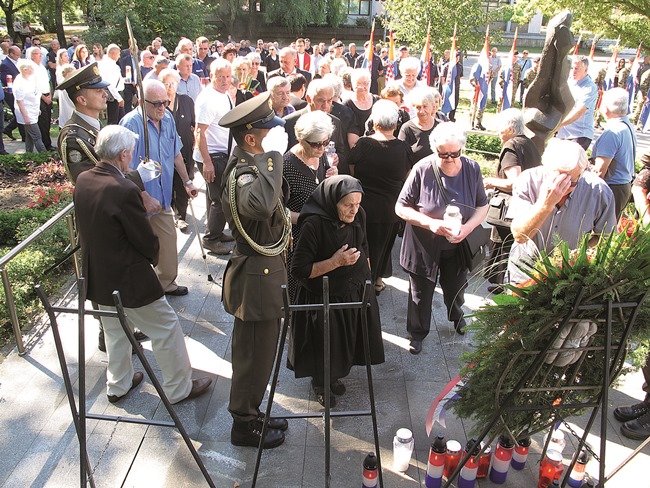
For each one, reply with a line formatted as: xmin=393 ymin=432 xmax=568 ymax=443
xmin=221 ymin=146 xmax=289 ymax=321
xmin=58 ymin=110 xmax=144 ymax=189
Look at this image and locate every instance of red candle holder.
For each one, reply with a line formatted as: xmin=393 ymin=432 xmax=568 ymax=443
xmin=538 ymin=450 xmax=564 ymax=488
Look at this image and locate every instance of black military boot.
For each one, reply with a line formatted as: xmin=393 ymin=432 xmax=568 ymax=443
xmin=613 ymin=399 xmax=650 ymax=422
xmin=620 ymin=411 xmax=650 ymax=440
xmin=231 ymin=419 xmax=285 ymax=448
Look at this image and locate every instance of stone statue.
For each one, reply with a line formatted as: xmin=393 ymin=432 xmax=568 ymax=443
xmin=523 ymin=11 xmax=575 ymax=155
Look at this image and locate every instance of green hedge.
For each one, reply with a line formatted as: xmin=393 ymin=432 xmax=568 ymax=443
xmin=466 ymin=133 xmax=502 ymax=155
xmin=0 ymin=151 xmax=59 ymax=173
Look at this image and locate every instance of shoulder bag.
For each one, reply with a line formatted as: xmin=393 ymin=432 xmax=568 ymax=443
xmin=431 ymin=159 xmax=490 ymax=272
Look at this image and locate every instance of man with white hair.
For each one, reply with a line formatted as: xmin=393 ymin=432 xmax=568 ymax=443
xmin=120 ymin=79 xmax=198 ymax=296
xmin=101 ymin=44 xmax=126 ymax=125
xmin=192 ymin=58 xmax=236 ymax=255
xmin=267 ymin=76 xmax=294 ymax=117
xmin=267 ymin=46 xmax=312 ymax=83
xmin=590 ymin=87 xmax=637 ymax=220
xmin=74 ymin=124 xmax=212 ymax=405
xmin=175 ymin=53 xmax=201 ymax=101
xmin=557 ymin=55 xmax=598 ymax=150
xmin=507 ymin=138 xmax=616 ymax=284
xmin=175 ymin=38 xmax=205 ymax=78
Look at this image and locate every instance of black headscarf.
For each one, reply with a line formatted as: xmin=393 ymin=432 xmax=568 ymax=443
xmin=298 ymin=175 xmax=364 ymax=226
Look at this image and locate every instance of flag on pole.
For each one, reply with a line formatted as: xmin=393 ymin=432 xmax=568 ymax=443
xmin=441 ymin=24 xmax=458 ymax=114
xmin=420 ymin=23 xmax=431 ymax=86
xmin=385 ymin=31 xmax=396 ymax=83
xmin=471 ymin=25 xmax=490 ymax=110
xmin=573 ymin=33 xmax=582 ymax=55
xmin=361 ymin=18 xmax=376 ymax=73
xmin=501 ymin=27 xmax=518 ymax=110
xmin=627 ymin=43 xmax=643 ymax=111
xmin=588 ymin=37 xmax=597 ymax=62
xmin=603 ymin=37 xmax=620 ymax=91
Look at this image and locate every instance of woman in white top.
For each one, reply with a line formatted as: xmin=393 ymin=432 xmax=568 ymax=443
xmin=55 ymin=64 xmax=76 ymax=128
xmin=14 ymin=59 xmax=46 ymax=152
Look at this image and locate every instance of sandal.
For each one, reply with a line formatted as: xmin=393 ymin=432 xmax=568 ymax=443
xmin=374 ymin=280 xmax=386 ymax=295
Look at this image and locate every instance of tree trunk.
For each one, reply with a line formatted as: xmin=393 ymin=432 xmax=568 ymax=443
xmin=55 ymin=0 xmax=66 ymax=46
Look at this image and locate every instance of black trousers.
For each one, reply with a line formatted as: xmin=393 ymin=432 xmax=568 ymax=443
xmin=608 ymin=182 xmax=632 ymax=222
xmin=406 ymin=249 xmax=467 ymax=341
xmin=122 ymin=84 xmax=138 ymax=113
xmin=228 ymin=317 xmax=281 ymax=422
xmin=106 ymin=99 xmax=124 ymax=125
xmin=38 ymin=99 xmax=52 ymax=149
xmin=486 ymin=225 xmax=514 ymax=285
xmin=196 ymin=152 xmax=228 ymax=242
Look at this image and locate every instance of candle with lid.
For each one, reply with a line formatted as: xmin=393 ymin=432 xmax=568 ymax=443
xmin=425 ymin=434 xmax=446 ymax=488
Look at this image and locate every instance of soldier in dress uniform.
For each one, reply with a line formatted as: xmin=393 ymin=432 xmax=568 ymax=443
xmin=57 ymin=62 xmax=158 ymax=352
xmin=219 ymin=92 xmax=292 ymax=449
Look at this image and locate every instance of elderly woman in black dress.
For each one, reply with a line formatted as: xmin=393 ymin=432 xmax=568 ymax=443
xmin=283 ymin=111 xmax=339 ymax=301
xmin=351 ymin=100 xmax=413 ymax=294
xmin=483 ymin=108 xmax=541 ymax=292
xmin=398 ymin=87 xmax=448 ymax=163
xmin=290 ymin=175 xmax=385 ymax=406
xmin=160 ymin=68 xmax=196 ymax=233
xmin=396 ymin=122 xmax=488 ymax=354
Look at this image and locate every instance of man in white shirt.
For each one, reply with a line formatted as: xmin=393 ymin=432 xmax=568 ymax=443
xmin=192 ymin=58 xmax=235 ymax=255
xmin=100 ymin=44 xmax=125 ymax=125
xmin=27 ymin=46 xmax=53 ymax=150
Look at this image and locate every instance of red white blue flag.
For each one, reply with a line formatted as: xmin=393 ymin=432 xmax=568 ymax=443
xmin=441 ymin=24 xmax=458 ymax=114
xmin=501 ymin=27 xmax=518 ymax=110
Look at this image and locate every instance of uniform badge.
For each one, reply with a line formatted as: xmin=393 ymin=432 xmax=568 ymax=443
xmin=237 ymin=173 xmax=255 ymax=187
xmin=68 ymin=150 xmax=83 ymax=163
xmin=93 ymin=65 xmax=100 ymax=76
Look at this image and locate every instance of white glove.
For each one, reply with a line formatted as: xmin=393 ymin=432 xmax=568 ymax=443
xmin=261 ymin=125 xmax=288 ymax=154
xmin=136 ymin=159 xmax=162 ymax=183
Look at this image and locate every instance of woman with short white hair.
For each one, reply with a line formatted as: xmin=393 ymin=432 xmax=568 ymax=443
xmin=399 ymin=86 xmax=449 ymax=162
xmin=14 ymin=60 xmax=46 ymax=152
xmin=245 ymin=52 xmax=266 ymax=92
xmin=345 ymin=68 xmax=377 ymax=148
xmin=396 ymin=122 xmax=488 ymax=349
xmin=483 ymin=108 xmax=541 ymax=292
xmin=283 ymin=110 xmax=339 ymax=301
xmin=350 ymin=99 xmax=414 ymax=294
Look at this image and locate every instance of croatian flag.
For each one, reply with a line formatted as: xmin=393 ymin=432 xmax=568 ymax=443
xmin=603 ymin=38 xmax=619 ymax=91
xmin=441 ymin=24 xmax=458 ymax=114
xmin=573 ymin=33 xmax=582 ymax=56
xmin=473 ymin=26 xmax=490 ymax=110
xmin=501 ymin=27 xmax=518 ymax=110
xmin=420 ymin=24 xmax=431 ymax=86
xmin=627 ymin=43 xmax=642 ymax=111
xmin=385 ymin=31 xmax=396 ymax=84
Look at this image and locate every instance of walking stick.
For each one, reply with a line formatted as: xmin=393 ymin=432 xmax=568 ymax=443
xmin=188 ymin=199 xmax=214 ymax=282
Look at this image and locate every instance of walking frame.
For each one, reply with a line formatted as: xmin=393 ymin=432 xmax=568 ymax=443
xmin=35 ymin=278 xmax=215 ymax=488
xmin=252 ymin=277 xmax=384 ymax=487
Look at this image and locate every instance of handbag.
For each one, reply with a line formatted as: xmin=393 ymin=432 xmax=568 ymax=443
xmin=431 ymin=160 xmax=490 ymax=272
xmin=486 ymin=190 xmax=512 ymax=228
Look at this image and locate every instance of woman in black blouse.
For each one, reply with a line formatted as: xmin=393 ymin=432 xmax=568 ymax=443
xmin=351 ymin=100 xmax=413 ymax=293
xmin=283 ymin=111 xmax=339 ymax=301
xmin=398 ymin=87 xmax=448 ymax=163
xmin=161 ymin=68 xmax=196 ymax=233
xmin=344 ymin=68 xmax=378 ymax=148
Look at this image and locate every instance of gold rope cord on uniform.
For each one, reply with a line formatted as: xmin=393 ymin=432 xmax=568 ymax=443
xmin=227 ymin=166 xmax=291 ymax=257
xmin=59 ymin=129 xmax=100 ymax=181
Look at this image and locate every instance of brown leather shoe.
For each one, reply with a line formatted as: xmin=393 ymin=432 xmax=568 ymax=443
xmin=107 ymin=372 xmax=144 ymax=403
xmin=183 ymin=377 xmax=213 ymax=401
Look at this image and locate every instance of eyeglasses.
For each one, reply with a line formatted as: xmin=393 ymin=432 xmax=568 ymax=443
xmin=437 ymin=149 xmax=462 ymax=159
xmin=305 ymin=139 xmax=330 ymax=148
xmin=145 ymin=99 xmax=171 ymax=108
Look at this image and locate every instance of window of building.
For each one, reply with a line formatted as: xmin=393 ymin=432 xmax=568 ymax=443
xmin=347 ymin=0 xmax=370 ymax=15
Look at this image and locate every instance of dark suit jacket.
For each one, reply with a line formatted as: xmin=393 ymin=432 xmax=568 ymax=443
xmin=75 ymin=162 xmax=163 ymax=308
xmin=118 ymin=49 xmax=136 ymax=81
xmin=1 ymin=57 xmax=19 ymax=87
xmin=267 ymin=67 xmax=312 ymax=85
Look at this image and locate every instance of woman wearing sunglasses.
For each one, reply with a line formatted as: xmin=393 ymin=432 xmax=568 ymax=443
xmin=283 ymin=111 xmax=338 ymax=302
xmin=396 ymin=122 xmax=488 ymax=353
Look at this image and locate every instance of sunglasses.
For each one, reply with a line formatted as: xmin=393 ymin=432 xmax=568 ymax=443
xmin=146 ymin=99 xmax=171 ymax=108
xmin=305 ymin=139 xmax=330 ymax=148
xmin=437 ymin=149 xmax=462 ymax=159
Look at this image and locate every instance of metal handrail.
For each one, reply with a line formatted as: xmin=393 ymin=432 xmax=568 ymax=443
xmin=1 ymin=201 xmax=77 ymax=355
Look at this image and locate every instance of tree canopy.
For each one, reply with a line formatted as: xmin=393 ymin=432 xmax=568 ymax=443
xmin=514 ymin=0 xmax=649 ymax=49
xmin=84 ymin=0 xmax=206 ymax=48
xmin=381 ymin=0 xmax=506 ymax=57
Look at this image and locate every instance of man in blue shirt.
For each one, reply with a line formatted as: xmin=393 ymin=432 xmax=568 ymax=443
xmin=557 ymin=56 xmax=598 ymax=150
xmin=590 ymin=87 xmax=637 ymax=219
xmin=120 ymin=79 xmax=198 ymax=296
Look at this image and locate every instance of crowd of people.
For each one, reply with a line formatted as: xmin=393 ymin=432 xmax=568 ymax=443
xmin=4 ymin=28 xmax=648 ymax=447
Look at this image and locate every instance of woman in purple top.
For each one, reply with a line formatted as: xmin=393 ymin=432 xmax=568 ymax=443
xmin=396 ymin=122 xmax=488 ymax=354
